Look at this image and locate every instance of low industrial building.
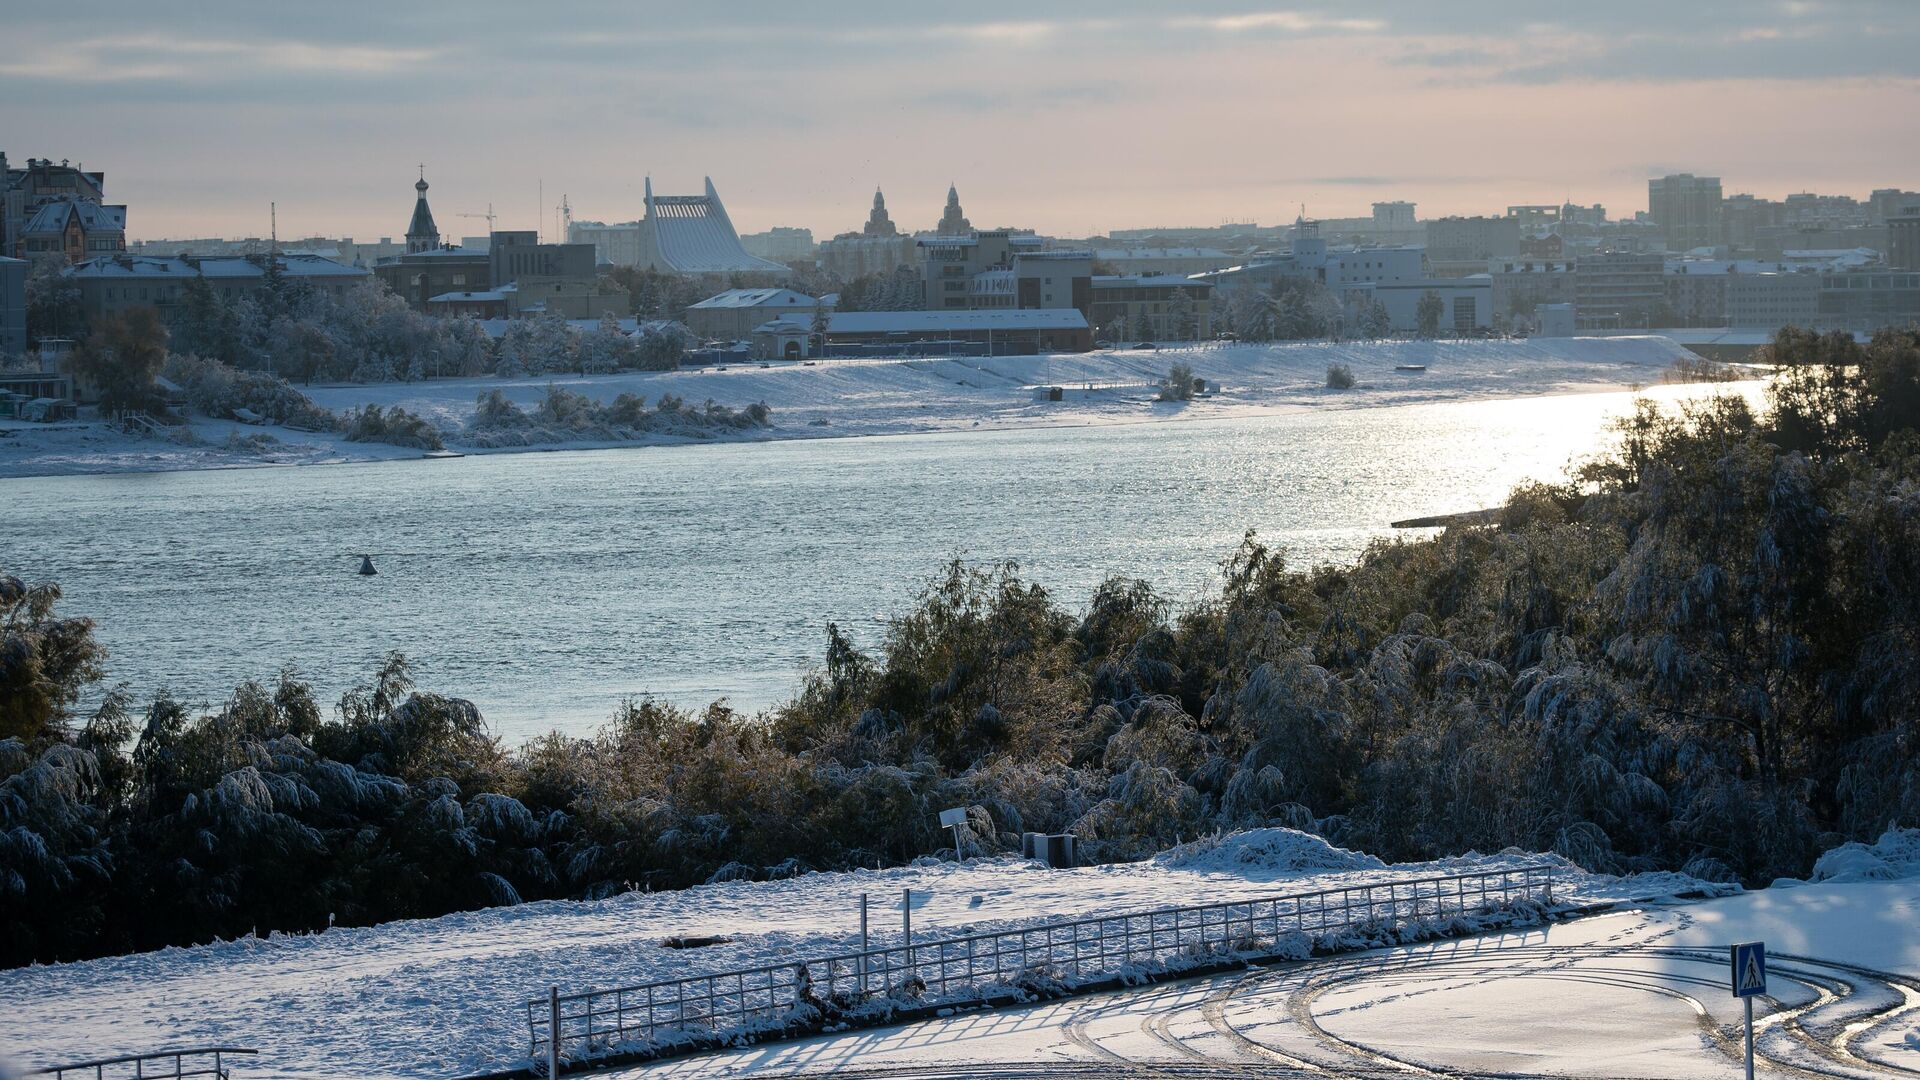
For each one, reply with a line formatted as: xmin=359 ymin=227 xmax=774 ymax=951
xmin=823 ymin=309 xmax=1091 ymax=354
xmin=1815 ymin=271 xmax=1920 ymax=334
xmin=1573 ymin=251 xmax=1665 ymax=329
xmin=1727 ymin=272 xmax=1823 ymax=330
xmin=1367 ymin=276 xmax=1494 ymax=334
xmin=1088 ymin=275 xmax=1212 ymax=340
xmin=1091 ymin=247 xmax=1235 ymax=277
xmin=377 ymin=247 xmax=492 ymax=310
xmin=686 ymin=288 xmax=825 ymax=342
xmin=64 ymin=253 xmax=371 ymax=323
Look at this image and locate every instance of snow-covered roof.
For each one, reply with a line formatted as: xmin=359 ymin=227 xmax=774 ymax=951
xmin=753 ymin=316 xmax=813 ymax=334
xmin=828 ymin=309 xmax=1088 ymax=333
xmin=64 ymin=254 xmax=370 ymax=280
xmin=475 ymin=317 xmax=677 ymax=339
xmin=1092 ymin=274 xmax=1208 ymax=289
xmin=689 ymin=288 xmax=818 ymax=310
xmin=374 ymin=246 xmax=487 ymax=264
xmin=915 ymin=236 xmax=978 ymax=250
xmin=428 ymin=290 xmax=508 ymax=302
xmin=22 ymin=198 xmax=126 ymax=236
xmin=1093 ymin=247 xmax=1231 ymax=259
xmin=643 ymin=177 xmax=791 ymax=275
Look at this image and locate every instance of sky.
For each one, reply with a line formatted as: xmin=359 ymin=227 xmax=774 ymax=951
xmin=7 ymin=1 xmax=1920 ymax=243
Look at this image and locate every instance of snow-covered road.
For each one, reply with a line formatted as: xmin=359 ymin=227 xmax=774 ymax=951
xmin=613 ymin=883 xmax=1920 ymax=1080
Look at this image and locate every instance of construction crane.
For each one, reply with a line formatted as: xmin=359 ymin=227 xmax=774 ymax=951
xmin=456 ymin=203 xmax=497 ymax=231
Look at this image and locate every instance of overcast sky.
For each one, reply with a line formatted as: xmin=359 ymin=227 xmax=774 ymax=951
xmin=7 ymin=1 xmax=1919 ymax=242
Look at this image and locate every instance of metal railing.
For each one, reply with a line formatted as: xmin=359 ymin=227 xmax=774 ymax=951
xmin=526 ymin=864 xmax=1552 ymax=1070
xmin=30 ymin=1048 xmax=257 ymax=1079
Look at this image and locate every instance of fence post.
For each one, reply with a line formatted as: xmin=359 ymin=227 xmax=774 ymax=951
xmin=903 ymin=887 xmax=914 ymax=974
xmin=859 ymin=892 xmax=870 ymax=996
xmin=548 ymin=985 xmax=561 ymax=1079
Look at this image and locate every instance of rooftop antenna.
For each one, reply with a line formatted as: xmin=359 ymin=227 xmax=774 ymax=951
xmin=270 ymin=201 xmax=278 ymax=255
xmin=538 ymin=178 xmax=544 ymax=243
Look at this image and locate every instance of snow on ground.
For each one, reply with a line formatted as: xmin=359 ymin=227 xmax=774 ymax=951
xmin=614 ymin=851 xmax=1920 ymax=1080
xmin=0 ymin=336 xmax=1697 ymax=478
xmin=0 ymin=830 xmax=1725 ymax=1079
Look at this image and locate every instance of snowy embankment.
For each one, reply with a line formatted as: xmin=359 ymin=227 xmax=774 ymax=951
xmin=630 ymin=831 xmax=1920 ymax=1080
xmin=0 ymin=336 xmax=1696 ymax=478
xmin=0 ymin=828 xmax=1732 ymax=1079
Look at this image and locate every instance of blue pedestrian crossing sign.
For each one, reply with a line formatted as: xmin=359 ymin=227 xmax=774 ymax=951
xmin=1731 ymin=941 xmax=1767 ymax=998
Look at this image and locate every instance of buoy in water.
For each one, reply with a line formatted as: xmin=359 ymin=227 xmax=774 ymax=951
xmin=358 ymin=555 xmax=378 ymax=577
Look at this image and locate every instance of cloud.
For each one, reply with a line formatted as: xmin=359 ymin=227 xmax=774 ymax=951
xmin=1169 ymin=11 xmax=1386 ymax=34
xmin=1 ymin=31 xmax=442 ymax=83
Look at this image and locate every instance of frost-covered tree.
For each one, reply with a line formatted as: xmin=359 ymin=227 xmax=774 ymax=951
xmin=1167 ymin=289 xmax=1197 ymax=341
xmin=1416 ymin=291 xmax=1445 ymax=338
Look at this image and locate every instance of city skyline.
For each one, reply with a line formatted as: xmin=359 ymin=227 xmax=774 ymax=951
xmin=8 ymin=0 xmax=1920 ymax=242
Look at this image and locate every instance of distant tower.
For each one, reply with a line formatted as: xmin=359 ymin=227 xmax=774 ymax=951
xmin=864 ymin=188 xmax=899 ymax=237
xmin=937 ymin=183 xmax=972 ymax=236
xmin=405 ymin=168 xmax=440 ymax=253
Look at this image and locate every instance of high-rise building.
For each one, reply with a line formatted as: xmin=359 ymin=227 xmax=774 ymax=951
xmin=1889 ymin=203 xmax=1920 ymax=271
xmin=1648 ymin=173 xmax=1723 ymax=251
xmin=1574 ymin=251 xmax=1665 ymax=328
xmin=1425 ymin=215 xmax=1519 ymax=275
xmin=1372 ymin=201 xmax=1416 ymax=228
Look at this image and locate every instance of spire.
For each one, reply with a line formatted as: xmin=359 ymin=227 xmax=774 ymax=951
xmin=406 ymin=168 xmax=440 ymax=253
xmin=937 ymin=183 xmax=971 ymax=236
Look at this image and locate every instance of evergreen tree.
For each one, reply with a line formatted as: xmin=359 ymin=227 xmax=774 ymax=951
xmin=1416 ymin=291 xmax=1445 ymax=338
xmin=1361 ymin=299 xmax=1391 ymax=339
xmin=1167 ymin=289 xmax=1197 ymax=340
xmin=66 ymin=308 xmax=170 ymax=414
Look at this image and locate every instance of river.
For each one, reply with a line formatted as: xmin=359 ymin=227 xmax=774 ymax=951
xmin=1 ymin=384 xmax=1731 ymax=740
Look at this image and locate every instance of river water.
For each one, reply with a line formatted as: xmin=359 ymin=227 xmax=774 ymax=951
xmin=1 ymin=385 xmax=1723 ymax=740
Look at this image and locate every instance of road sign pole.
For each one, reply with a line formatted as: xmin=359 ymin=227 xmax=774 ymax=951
xmin=903 ymin=887 xmax=914 ymax=972
xmin=1744 ymin=995 xmax=1754 ymax=1080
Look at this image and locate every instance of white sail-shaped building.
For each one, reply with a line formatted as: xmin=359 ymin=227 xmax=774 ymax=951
xmin=639 ymin=177 xmax=790 ymax=277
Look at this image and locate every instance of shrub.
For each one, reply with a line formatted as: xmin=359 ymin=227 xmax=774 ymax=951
xmin=341 ymin=404 xmax=445 ymax=451
xmin=1158 ymin=362 xmax=1199 ymax=402
xmin=1325 ymin=363 xmax=1355 ymax=389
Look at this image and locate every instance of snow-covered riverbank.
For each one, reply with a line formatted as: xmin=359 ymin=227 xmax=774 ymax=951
xmin=0 ymin=336 xmax=1696 ymax=478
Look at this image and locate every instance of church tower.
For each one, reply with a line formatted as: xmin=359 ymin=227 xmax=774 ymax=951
xmin=405 ymin=170 xmax=441 ymax=253
xmin=936 ymin=183 xmax=972 ymax=236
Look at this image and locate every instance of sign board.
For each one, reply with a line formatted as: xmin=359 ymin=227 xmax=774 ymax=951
xmin=1731 ymin=941 xmax=1767 ymax=998
xmin=938 ymin=806 xmax=967 ymax=828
